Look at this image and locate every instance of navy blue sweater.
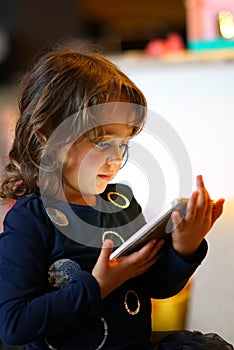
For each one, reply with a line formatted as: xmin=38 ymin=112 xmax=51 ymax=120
xmin=0 ymin=184 xmax=207 ymax=349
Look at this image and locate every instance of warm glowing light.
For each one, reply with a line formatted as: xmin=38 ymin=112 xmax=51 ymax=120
xmin=219 ymin=10 xmax=234 ymax=39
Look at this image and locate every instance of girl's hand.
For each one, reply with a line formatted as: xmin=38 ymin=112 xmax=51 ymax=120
xmin=171 ymin=175 xmax=225 ymax=259
xmin=92 ymin=238 xmax=164 ymax=299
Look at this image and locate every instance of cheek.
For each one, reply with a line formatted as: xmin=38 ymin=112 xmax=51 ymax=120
xmin=78 ymin=152 xmax=105 ymax=175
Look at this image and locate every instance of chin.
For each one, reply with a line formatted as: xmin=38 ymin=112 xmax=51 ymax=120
xmin=95 ymin=183 xmax=109 ymax=195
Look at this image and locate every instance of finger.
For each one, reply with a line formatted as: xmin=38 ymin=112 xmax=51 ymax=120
xmin=129 ymin=239 xmax=162 ymax=265
xmin=212 ymin=198 xmax=225 ymax=224
xmin=196 ymin=175 xmax=210 ymax=209
xmin=99 ymin=239 xmax=114 ymax=262
xmin=144 ymin=239 xmax=164 ymax=261
xmin=196 ymin=174 xmax=205 ymax=190
xmin=133 ymin=250 xmax=163 ymax=276
xmin=148 ymin=251 xmax=163 ymax=266
xmin=129 ymin=240 xmax=156 ymax=262
xmin=147 ymin=238 xmax=164 ymax=254
xmin=205 ymin=198 xmax=214 ymax=217
xmin=138 ymin=254 xmax=162 ymax=275
xmin=185 ymin=190 xmax=198 ymax=219
xmin=171 ymin=210 xmax=184 ymax=232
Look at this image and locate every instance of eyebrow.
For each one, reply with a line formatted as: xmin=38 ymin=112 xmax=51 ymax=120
xmin=101 ymin=126 xmax=133 ymax=138
xmin=101 ymin=133 xmax=132 ymax=139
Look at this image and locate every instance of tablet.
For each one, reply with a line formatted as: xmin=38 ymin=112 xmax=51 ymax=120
xmin=110 ymin=198 xmax=189 ymax=260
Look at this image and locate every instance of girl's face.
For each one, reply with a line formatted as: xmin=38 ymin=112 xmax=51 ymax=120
xmin=62 ymin=122 xmax=133 ymax=205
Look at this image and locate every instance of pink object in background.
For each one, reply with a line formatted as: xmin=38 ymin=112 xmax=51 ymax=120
xmin=145 ymin=33 xmax=185 ymax=57
xmin=185 ymin=0 xmax=234 ymax=41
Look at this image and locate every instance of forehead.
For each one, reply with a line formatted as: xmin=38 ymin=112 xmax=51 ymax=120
xmin=91 ymin=102 xmax=137 ymax=126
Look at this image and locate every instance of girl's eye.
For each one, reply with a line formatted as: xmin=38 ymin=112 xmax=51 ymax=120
xmin=119 ymin=143 xmax=128 ymax=150
xmin=95 ymin=141 xmax=110 ymax=149
xmin=95 ymin=141 xmax=129 ymax=156
xmin=119 ymin=143 xmax=129 ymax=156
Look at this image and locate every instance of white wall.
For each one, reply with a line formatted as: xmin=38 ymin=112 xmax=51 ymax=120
xmin=110 ymin=53 xmax=234 ymax=344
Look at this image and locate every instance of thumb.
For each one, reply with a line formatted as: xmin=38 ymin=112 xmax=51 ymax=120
xmin=212 ymin=198 xmax=225 ymax=224
xmin=99 ymin=239 xmax=114 ymax=261
xmin=171 ymin=210 xmax=183 ymax=231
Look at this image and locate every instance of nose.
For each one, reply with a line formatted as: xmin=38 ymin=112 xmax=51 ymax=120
xmin=106 ymin=157 xmax=122 ymax=167
xmin=105 ymin=145 xmax=123 ymax=166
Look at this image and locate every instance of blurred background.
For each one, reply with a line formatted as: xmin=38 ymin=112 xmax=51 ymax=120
xmin=0 ymin=0 xmax=234 ymax=348
xmin=0 ymin=0 xmax=187 ymax=82
xmin=1 ymin=0 xmax=234 ymax=82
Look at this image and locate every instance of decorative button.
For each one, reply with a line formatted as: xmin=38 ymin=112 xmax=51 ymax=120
xmin=107 ymin=191 xmax=130 ymax=209
xmin=46 ymin=208 xmax=69 ymax=226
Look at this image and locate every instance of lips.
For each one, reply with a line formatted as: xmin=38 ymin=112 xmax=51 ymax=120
xmin=98 ymin=174 xmax=113 ymax=181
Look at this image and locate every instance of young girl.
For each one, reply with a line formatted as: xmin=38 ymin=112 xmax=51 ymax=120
xmin=0 ymin=50 xmax=227 ymax=350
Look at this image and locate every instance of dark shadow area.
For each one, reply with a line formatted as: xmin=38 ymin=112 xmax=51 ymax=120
xmin=0 ymin=0 xmax=186 ymax=84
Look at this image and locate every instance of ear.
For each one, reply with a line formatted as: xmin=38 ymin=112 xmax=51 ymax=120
xmin=35 ymin=131 xmax=47 ymax=144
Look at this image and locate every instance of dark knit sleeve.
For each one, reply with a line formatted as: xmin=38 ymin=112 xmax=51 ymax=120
xmin=0 ymin=202 xmax=102 ymax=345
xmin=138 ymin=236 xmax=208 ymax=299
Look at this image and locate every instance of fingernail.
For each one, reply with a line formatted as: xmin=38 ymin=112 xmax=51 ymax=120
xmin=103 ymin=239 xmax=113 ymax=248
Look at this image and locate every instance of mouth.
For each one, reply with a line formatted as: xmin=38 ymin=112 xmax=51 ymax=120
xmin=98 ymin=174 xmax=114 ymax=181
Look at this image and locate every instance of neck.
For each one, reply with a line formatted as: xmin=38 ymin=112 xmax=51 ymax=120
xmin=67 ymin=193 xmax=97 ymax=206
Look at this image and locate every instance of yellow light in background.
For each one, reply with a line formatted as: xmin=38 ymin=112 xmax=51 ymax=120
xmin=151 ymin=280 xmax=192 ymax=331
xmin=219 ymin=10 xmax=234 ymax=39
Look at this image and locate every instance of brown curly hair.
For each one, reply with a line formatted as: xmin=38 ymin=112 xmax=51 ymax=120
xmin=0 ymin=50 xmax=147 ymax=201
